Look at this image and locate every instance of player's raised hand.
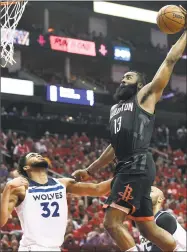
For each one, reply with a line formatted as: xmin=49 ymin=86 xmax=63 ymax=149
xmin=72 ymin=169 xmax=91 ymax=182
xmin=7 ymin=177 xmax=29 ymax=189
xmin=179 ymin=5 xmax=187 ymax=27
xmin=179 ymin=5 xmax=187 ymax=15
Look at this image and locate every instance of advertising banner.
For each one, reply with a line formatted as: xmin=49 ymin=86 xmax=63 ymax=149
xmin=46 ymin=85 xmax=94 ymax=106
xmin=1 ymin=77 xmax=34 ymax=96
xmin=50 ymin=36 xmax=96 ymax=56
xmin=114 ymin=46 xmax=131 ymax=61
xmin=1 ymin=28 xmax=30 ymax=46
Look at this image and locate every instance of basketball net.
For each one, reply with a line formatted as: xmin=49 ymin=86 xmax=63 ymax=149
xmin=0 ymin=0 xmax=28 ymax=67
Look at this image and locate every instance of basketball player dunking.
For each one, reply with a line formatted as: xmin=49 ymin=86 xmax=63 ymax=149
xmin=136 ymin=186 xmax=186 ymax=251
xmin=1 ymin=153 xmax=112 ymax=252
xmin=73 ymin=21 xmax=187 ymax=252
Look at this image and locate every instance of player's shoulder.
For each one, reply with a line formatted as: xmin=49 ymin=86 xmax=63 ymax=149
xmin=10 ymin=184 xmax=26 ymax=202
xmin=156 ymin=210 xmax=175 ymax=220
xmin=7 ymin=177 xmax=27 ymax=195
xmin=156 ymin=211 xmax=177 ymax=227
xmin=110 ymin=104 xmax=118 ymax=113
xmin=9 ymin=186 xmax=26 ymax=200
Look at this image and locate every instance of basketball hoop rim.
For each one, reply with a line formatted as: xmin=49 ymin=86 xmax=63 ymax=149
xmin=0 ymin=0 xmax=28 ymax=68
xmin=0 ymin=0 xmax=24 ymax=6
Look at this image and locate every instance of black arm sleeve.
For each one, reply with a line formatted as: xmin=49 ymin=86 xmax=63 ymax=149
xmin=156 ymin=212 xmax=177 ymax=235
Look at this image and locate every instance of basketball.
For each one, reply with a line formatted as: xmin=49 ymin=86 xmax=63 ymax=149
xmin=157 ymin=5 xmax=185 ymax=34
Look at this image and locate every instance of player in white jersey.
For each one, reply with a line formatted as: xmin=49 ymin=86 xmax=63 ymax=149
xmin=136 ymin=186 xmax=186 ymax=251
xmin=1 ymin=152 xmax=112 ymax=252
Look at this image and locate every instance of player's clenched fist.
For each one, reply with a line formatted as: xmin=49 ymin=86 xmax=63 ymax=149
xmin=7 ymin=177 xmax=29 ymax=189
xmin=72 ymin=169 xmax=91 ymax=182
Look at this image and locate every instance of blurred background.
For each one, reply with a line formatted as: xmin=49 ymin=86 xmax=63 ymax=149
xmin=1 ymin=1 xmax=186 ymax=251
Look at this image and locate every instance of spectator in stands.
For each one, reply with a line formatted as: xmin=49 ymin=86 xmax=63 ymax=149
xmin=77 ymin=199 xmax=86 ymax=219
xmin=10 ymin=235 xmax=18 ymax=242
xmin=173 ymin=148 xmax=186 ymax=169
xmin=12 ymin=245 xmax=19 ymax=251
xmin=99 ymin=229 xmax=115 ymax=246
xmin=0 ymin=130 xmax=7 ymax=141
xmin=5 ymin=131 xmax=18 ymax=165
xmin=177 ymin=216 xmax=186 ymax=229
xmin=156 ymin=124 xmax=170 ymax=148
xmin=11 ymin=217 xmax=21 ymax=231
xmin=76 ymin=112 xmax=84 ymax=123
xmin=0 ymin=235 xmax=9 ymax=251
xmin=10 ymin=238 xmax=19 ymax=251
xmin=6 ymin=132 xmax=18 ymax=156
xmin=44 ymin=131 xmax=50 ymax=140
xmin=13 ymin=136 xmax=30 ymax=159
xmin=87 ymin=199 xmax=102 ymax=217
xmin=65 ymin=219 xmax=75 ymax=236
xmin=79 ymin=132 xmax=89 ymax=143
xmin=176 ymin=125 xmax=187 ymax=151
xmin=0 ymin=138 xmax=8 ymax=158
xmin=35 ymin=138 xmax=47 ymax=153
xmin=0 ymin=164 xmax=9 ymax=183
xmin=25 ymin=137 xmax=34 ymax=152
xmin=96 ymin=115 xmax=103 ymax=124
xmin=86 ymin=228 xmax=101 ymax=245
xmin=177 ymin=125 xmax=187 ymax=139
xmin=1 ymin=106 xmax=8 ymax=116
xmin=86 ymin=114 xmax=93 ymax=124
xmin=21 ymin=106 xmax=29 ymax=117
xmin=9 ymin=107 xmax=19 ymax=116
xmin=63 ymin=233 xmax=76 ymax=247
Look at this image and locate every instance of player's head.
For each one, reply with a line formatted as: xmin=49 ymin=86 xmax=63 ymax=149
xmin=150 ymin=186 xmax=165 ymax=207
xmin=114 ymin=71 xmax=146 ymax=102
xmin=18 ymin=152 xmax=48 ymax=178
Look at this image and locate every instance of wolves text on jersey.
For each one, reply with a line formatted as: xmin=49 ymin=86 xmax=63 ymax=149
xmin=110 ymin=102 xmax=133 ymax=120
xmin=32 ymin=192 xmax=63 ymax=201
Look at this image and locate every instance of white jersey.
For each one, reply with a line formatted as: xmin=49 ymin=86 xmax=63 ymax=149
xmin=139 ymin=211 xmax=186 ymax=251
xmin=16 ymin=178 xmax=67 ymax=248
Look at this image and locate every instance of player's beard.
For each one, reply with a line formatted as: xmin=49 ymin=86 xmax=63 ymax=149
xmin=113 ymin=83 xmax=137 ymax=102
xmin=31 ymin=160 xmax=48 ymax=169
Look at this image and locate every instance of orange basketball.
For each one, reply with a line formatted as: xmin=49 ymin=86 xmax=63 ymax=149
xmin=157 ymin=5 xmax=185 ymax=34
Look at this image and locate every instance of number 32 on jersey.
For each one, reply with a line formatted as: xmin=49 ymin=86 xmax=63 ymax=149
xmin=40 ymin=201 xmax=60 ymax=218
xmin=114 ymin=116 xmax=122 ymax=134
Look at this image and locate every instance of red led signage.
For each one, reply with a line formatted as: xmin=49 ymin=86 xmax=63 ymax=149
xmin=99 ymin=44 xmax=108 ymax=56
xmin=50 ymin=36 xmax=96 ymax=56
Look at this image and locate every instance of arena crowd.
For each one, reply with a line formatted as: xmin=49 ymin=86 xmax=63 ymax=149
xmin=1 ymin=127 xmax=186 ymax=251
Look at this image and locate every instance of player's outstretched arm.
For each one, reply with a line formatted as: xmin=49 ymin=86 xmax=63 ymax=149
xmin=62 ymin=178 xmax=112 ymax=197
xmin=139 ymin=30 xmax=187 ymax=110
xmin=0 ymin=177 xmax=28 ymax=227
xmin=72 ymin=144 xmax=115 ymax=181
xmin=150 ymin=30 xmax=186 ymax=102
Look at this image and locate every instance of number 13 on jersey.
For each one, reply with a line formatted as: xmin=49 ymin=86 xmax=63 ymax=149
xmin=114 ymin=116 xmax=122 ymax=134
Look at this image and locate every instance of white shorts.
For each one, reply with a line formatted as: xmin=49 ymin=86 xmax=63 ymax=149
xmin=19 ymin=245 xmax=61 ymax=251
